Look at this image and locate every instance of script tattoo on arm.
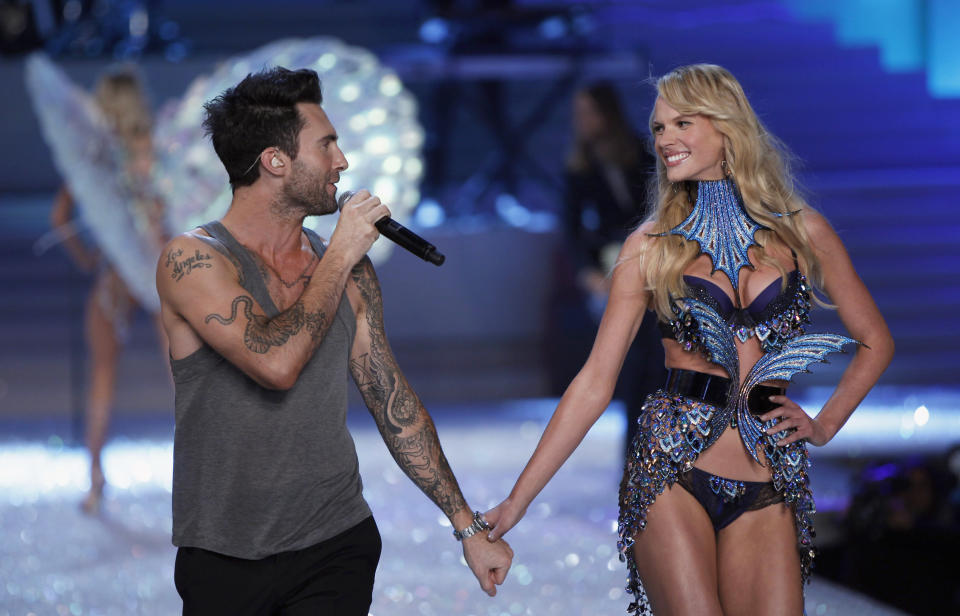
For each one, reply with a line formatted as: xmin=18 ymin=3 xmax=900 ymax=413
xmin=349 ymin=257 xmax=467 ymax=517
xmin=165 ymin=247 xmax=213 ymax=282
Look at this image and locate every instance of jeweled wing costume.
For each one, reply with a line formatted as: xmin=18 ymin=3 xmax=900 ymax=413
xmin=25 ymin=54 xmax=164 ymax=311
xmin=618 ymin=179 xmax=857 ymax=615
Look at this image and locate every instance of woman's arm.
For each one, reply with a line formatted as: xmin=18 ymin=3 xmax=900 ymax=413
xmin=487 ymin=225 xmax=656 ymax=540
xmin=765 ymin=210 xmax=894 ymax=446
xmin=50 ymin=185 xmax=98 ymax=273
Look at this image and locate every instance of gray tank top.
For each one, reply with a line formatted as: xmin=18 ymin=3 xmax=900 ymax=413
xmin=170 ymin=221 xmax=370 ymax=559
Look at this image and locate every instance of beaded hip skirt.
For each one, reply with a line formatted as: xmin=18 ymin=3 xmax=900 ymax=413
xmin=616 ymin=390 xmax=816 ymax=615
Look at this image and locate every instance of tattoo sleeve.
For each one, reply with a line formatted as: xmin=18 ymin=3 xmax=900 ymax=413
xmin=349 ymin=257 xmax=468 ymax=517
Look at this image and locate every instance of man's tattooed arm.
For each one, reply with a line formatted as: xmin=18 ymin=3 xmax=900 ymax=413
xmin=204 ymin=295 xmax=327 ymax=353
xmin=349 ymin=257 xmax=468 ymax=518
xmin=158 ymin=233 xmax=353 ymax=389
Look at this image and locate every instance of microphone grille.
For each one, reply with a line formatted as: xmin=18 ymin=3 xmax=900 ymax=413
xmin=336 ymin=190 xmax=356 ymax=211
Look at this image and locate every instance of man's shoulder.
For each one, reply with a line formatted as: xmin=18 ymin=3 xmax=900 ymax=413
xmin=158 ymin=227 xmax=238 ymax=290
xmin=164 ymin=225 xmax=237 ymax=260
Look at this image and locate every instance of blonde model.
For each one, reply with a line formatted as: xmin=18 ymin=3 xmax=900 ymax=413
xmin=486 ymin=64 xmax=893 ymax=615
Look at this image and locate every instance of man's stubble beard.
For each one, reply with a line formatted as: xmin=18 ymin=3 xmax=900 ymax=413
xmin=277 ymin=158 xmax=337 ymax=218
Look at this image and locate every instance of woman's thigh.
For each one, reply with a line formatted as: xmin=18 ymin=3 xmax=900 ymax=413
xmin=85 ymin=271 xmax=132 ymax=362
xmin=717 ymin=503 xmax=803 ymax=616
xmin=630 ymin=483 xmax=723 ymax=616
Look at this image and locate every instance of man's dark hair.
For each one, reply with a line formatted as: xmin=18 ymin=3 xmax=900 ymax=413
xmin=202 ymin=67 xmax=322 ymax=189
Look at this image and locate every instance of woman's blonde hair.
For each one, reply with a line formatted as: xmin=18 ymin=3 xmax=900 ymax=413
xmin=639 ymin=64 xmax=825 ymax=319
xmin=93 ymin=67 xmax=152 ymax=145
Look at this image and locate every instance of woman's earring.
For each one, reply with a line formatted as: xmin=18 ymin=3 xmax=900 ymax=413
xmin=721 ymin=158 xmax=731 ymax=177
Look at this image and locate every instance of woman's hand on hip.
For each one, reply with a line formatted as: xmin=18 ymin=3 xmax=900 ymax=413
xmin=761 ymin=395 xmax=832 ymax=447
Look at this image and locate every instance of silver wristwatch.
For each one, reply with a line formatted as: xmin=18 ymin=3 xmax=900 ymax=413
xmin=453 ymin=511 xmax=490 ymax=541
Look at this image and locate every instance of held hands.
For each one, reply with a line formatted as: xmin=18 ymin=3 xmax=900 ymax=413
xmin=483 ymin=497 xmax=527 ymax=543
xmin=328 ymin=189 xmax=390 ymax=265
xmin=761 ymin=395 xmax=832 ymax=447
xmin=461 ymin=531 xmax=513 ymax=597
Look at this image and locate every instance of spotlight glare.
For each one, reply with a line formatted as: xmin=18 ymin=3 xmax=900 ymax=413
xmin=316 ymin=53 xmax=337 ymax=70
xmin=381 ymin=155 xmax=402 ymax=174
xmin=404 ymin=158 xmax=423 ymax=180
xmin=366 ymin=108 xmax=387 ymax=126
xmin=339 ymin=83 xmax=360 ymax=102
xmin=129 ymin=9 xmax=149 ymax=37
xmin=399 ymin=128 xmax=424 ymax=149
xmin=348 ymin=114 xmax=368 ymax=132
xmin=372 ymin=177 xmax=398 ymax=203
xmin=419 ymin=18 xmax=450 ymax=44
xmin=379 ymin=74 xmax=402 ymax=97
xmin=414 ymin=200 xmax=445 ymax=228
xmin=365 ymin=135 xmax=392 ymax=156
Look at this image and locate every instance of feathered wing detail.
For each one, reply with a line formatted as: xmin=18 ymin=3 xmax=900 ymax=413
xmin=734 ymin=333 xmax=859 ymax=464
xmin=682 ymin=297 xmax=739 ymax=381
xmin=154 ymin=37 xmax=424 ymax=264
xmin=679 ymin=297 xmax=741 ymax=449
xmin=741 ymin=333 xmax=858 ymax=391
xmin=24 ymin=53 xmax=162 ymax=311
xmin=665 ymin=180 xmax=766 ymax=290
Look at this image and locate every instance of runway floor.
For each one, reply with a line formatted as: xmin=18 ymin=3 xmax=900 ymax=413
xmin=4 ymin=386 xmax=957 ymax=616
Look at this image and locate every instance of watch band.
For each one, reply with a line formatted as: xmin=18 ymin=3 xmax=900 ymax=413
xmin=453 ymin=511 xmax=490 ymax=541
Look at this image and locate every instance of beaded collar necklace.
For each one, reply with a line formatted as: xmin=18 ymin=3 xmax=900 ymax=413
xmin=660 ymin=178 xmax=765 ymax=292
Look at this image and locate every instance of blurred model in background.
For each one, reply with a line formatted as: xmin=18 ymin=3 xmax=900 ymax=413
xmin=560 ymin=81 xmax=665 ymax=450
xmin=40 ymin=65 xmax=168 ymax=514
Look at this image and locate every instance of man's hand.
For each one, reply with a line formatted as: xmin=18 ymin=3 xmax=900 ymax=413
xmin=327 ymin=190 xmax=390 ymax=267
xmin=461 ymin=533 xmax=513 ymax=596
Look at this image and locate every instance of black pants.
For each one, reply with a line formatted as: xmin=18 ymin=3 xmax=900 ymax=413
xmin=175 ymin=516 xmax=381 ymax=616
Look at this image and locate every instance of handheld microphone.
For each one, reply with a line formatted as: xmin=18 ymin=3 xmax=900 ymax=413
xmin=337 ymin=191 xmax=445 ymax=266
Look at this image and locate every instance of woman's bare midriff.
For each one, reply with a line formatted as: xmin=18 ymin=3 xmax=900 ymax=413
xmin=656 ymin=247 xmax=797 ymax=482
xmin=663 ymin=334 xmax=790 ymax=484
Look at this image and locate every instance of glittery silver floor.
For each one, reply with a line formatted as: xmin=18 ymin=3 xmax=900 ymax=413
xmin=5 ymin=386 xmax=955 ymax=616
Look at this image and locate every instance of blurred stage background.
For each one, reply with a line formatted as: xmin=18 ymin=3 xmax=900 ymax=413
xmin=1 ymin=1 xmax=959 ymax=614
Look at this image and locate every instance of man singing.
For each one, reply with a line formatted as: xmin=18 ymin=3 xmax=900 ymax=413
xmin=156 ymin=67 xmax=512 ymax=615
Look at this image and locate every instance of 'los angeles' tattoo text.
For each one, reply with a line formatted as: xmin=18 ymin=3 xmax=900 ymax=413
xmin=165 ymin=247 xmax=213 ymax=282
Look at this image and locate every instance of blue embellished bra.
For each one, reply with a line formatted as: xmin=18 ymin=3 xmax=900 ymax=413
xmin=659 ymin=266 xmax=813 ymax=354
xmin=654 ymin=178 xmax=813 ymax=354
